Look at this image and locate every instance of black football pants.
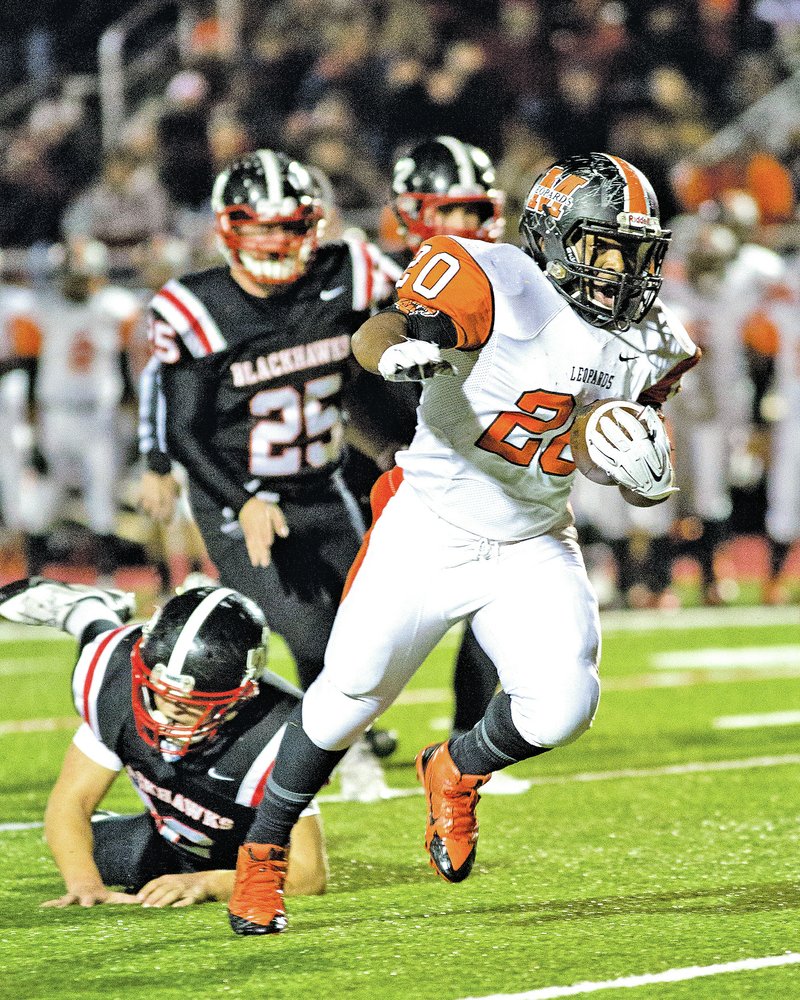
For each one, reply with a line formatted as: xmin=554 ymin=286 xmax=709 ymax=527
xmin=92 ymin=813 xmax=205 ymax=893
xmin=189 ymin=472 xmax=364 ymax=690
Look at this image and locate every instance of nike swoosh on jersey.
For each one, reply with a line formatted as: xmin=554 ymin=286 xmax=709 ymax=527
xmin=208 ymin=767 xmax=236 ymax=781
xmin=320 ymin=286 xmax=346 ymax=300
xmin=619 ymin=353 xmax=638 ymax=362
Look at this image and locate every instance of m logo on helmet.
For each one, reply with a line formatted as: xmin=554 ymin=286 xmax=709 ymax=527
xmin=526 ymin=167 xmax=590 ymax=220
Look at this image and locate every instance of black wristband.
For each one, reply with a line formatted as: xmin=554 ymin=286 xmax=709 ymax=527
xmin=389 ymin=301 xmax=458 ymax=349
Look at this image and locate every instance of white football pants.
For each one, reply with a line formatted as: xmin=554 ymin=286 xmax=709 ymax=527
xmin=302 ymin=480 xmax=601 ymax=753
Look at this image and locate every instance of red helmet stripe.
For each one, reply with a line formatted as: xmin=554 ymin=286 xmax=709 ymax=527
xmin=606 ymin=155 xmax=650 ymax=215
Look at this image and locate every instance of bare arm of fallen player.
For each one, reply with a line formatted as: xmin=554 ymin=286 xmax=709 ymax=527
xmin=41 ymin=743 xmax=139 ymax=908
xmin=351 ymin=311 xmax=409 ymax=375
xmin=133 ymin=814 xmax=328 ymax=907
xmin=42 ymin=743 xmax=327 ymax=908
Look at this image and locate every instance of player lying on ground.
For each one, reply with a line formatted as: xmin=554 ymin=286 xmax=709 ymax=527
xmin=0 ymin=578 xmax=326 ymax=907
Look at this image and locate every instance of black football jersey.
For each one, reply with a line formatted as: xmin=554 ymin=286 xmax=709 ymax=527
xmin=71 ymin=624 xmax=302 ymax=868
xmin=146 ymin=238 xmax=400 ymax=510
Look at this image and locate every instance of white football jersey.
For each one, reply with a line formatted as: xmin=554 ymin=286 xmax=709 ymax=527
xmin=34 ymin=285 xmax=140 ymax=408
xmin=394 ymin=236 xmax=699 ymax=540
xmin=660 ymin=243 xmax=784 ymax=426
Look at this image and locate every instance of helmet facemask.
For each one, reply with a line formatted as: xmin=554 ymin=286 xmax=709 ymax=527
xmin=212 ymin=149 xmax=326 ymax=287
xmin=524 ymin=212 xmax=670 ymax=330
xmin=393 ymin=191 xmax=505 ymax=247
xmin=216 ymin=203 xmax=324 ymax=286
xmin=131 ymin=634 xmax=264 ymax=758
xmin=520 ymin=153 xmax=672 ymax=330
xmin=391 ymin=136 xmax=505 ymax=249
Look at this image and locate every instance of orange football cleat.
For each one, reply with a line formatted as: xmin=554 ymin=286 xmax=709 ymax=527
xmin=415 ymin=742 xmax=490 ymax=883
xmin=228 ymin=843 xmax=288 ymax=935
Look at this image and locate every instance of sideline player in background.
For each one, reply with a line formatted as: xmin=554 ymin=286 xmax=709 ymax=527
xmin=739 ymin=257 xmax=800 ymax=604
xmin=660 ymin=193 xmax=783 ymax=605
xmin=226 ymin=152 xmax=700 ymax=934
xmin=139 ymin=150 xmax=401 ymax=694
xmin=0 ymin=251 xmax=40 ymax=539
xmin=0 ymin=577 xmax=327 ymax=907
xmin=12 ymin=248 xmax=140 ymax=579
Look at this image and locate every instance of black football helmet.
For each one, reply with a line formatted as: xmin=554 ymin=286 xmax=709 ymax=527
xmin=131 ymin=586 xmax=267 ymax=757
xmin=212 ymin=149 xmax=325 ymax=285
xmin=520 ymin=153 xmax=671 ymax=330
xmin=391 ymin=136 xmax=505 ymax=247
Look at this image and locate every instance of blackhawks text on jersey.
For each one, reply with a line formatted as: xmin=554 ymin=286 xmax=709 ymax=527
xmin=146 ymin=238 xmax=400 ymax=511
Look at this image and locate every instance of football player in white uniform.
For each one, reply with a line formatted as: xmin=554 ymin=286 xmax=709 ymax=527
xmin=0 ymin=259 xmax=39 ymax=534
xmin=659 ymin=197 xmax=784 ymax=604
xmin=738 ymin=258 xmax=800 ymax=603
xmin=226 ymin=152 xmax=700 ymax=935
xmin=16 ymin=256 xmax=140 ymax=577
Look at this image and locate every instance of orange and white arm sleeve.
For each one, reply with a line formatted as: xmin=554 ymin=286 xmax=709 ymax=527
xmin=392 ymin=236 xmax=493 ymax=350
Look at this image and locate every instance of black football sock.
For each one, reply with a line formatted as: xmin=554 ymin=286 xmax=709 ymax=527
xmin=768 ymin=538 xmax=790 ymax=579
xmin=78 ymin=618 xmax=121 ymax=652
xmin=449 ymin=691 xmax=550 ymax=775
xmin=245 ymin=705 xmax=347 ymax=848
xmin=451 ymin=629 xmax=499 ymax=735
xmin=698 ymin=518 xmax=727 ymax=587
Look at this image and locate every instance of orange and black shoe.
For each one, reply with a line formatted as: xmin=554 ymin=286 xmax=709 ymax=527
xmin=228 ymin=843 xmax=289 ymax=935
xmin=415 ymin=742 xmax=490 ymax=883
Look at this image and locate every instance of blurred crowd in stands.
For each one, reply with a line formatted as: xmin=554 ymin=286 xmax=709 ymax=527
xmin=1 ymin=0 xmax=799 ymax=607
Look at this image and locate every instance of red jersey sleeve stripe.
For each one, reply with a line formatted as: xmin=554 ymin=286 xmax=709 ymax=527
xmin=157 ymin=287 xmax=216 ymax=355
xmin=235 ymin=725 xmax=286 ymax=806
xmin=345 ymin=236 xmax=374 ymax=311
xmin=79 ymin=625 xmax=137 ymax=739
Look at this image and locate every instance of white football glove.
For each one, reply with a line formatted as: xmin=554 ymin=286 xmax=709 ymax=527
xmin=377 ymin=340 xmax=456 ymax=382
xmin=585 ymin=403 xmax=679 ymax=501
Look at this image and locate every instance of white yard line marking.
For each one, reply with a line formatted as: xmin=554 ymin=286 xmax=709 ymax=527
xmin=612 ymin=666 xmax=800 ymax=688
xmin=317 ymin=753 xmax=800 ymax=803
xmin=392 ymin=664 xmax=800 ymax=704
xmin=4 ymin=754 xmax=799 ymax=826
xmin=0 ymin=623 xmax=76 ymax=641
xmin=460 ymin=952 xmax=800 ymax=1000
xmin=600 ymin=606 xmax=798 ymax=631
xmin=0 ymin=717 xmax=76 ymax=735
xmin=714 ymin=710 xmax=800 ymax=729
xmin=653 ymin=646 xmax=800 ymax=669
xmin=0 ymin=605 xmax=795 ymax=648
xmin=0 ymin=662 xmax=65 ymax=676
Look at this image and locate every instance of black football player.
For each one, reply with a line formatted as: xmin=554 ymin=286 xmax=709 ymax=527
xmin=138 ymin=149 xmax=402 ymax=692
xmin=0 ymin=577 xmax=327 ymax=906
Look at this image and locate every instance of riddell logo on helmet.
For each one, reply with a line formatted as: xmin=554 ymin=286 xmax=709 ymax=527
xmin=527 ymin=169 xmax=590 ymax=219
xmin=618 ymin=211 xmax=660 ymax=231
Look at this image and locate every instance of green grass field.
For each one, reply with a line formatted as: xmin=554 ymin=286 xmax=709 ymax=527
xmin=1 ymin=607 xmax=798 ymax=1000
